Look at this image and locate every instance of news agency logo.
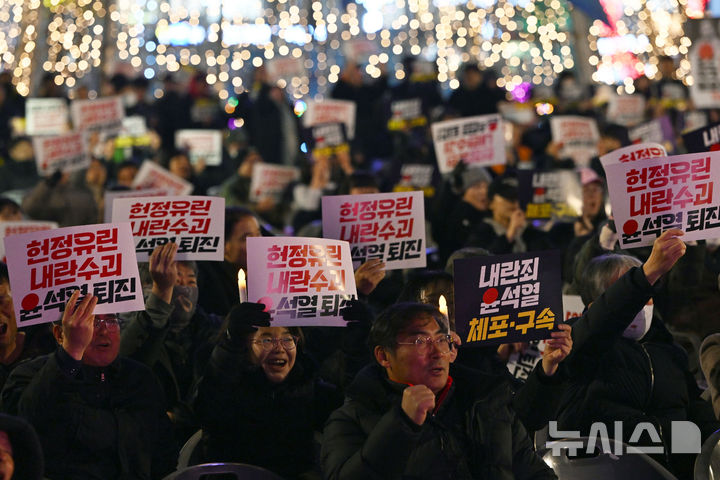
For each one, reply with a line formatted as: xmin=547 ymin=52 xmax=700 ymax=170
xmin=546 ymin=421 xmax=702 ymax=456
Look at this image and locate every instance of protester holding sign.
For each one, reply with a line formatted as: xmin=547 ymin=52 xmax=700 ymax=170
xmin=21 ymin=171 xmax=98 ymax=227
xmin=321 ymin=302 xmax=557 ymax=480
xmin=555 ymin=230 xmax=718 ymax=478
xmin=194 ymin=301 xmax=343 ymax=478
xmin=0 ymin=290 xmax=177 ymax=479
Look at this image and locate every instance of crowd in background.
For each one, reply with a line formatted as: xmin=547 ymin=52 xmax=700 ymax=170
xmin=0 ymin=54 xmax=719 ymax=480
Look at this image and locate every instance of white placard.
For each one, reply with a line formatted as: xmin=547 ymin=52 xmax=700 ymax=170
xmin=431 ymin=114 xmax=505 ymax=174
xmin=0 ymin=221 xmax=58 ymax=263
xmin=25 ymin=98 xmax=69 ymax=136
xmin=32 ymin=131 xmax=89 ymax=176
xmin=322 ymin=191 xmax=426 ymax=270
xmin=549 ymin=115 xmax=600 ymax=167
xmin=249 ymin=163 xmax=300 ymax=202
xmin=247 ymin=236 xmax=357 ymax=327
xmin=599 ymin=142 xmax=667 ymax=169
xmin=175 ymin=130 xmax=223 ymax=166
xmin=131 ymin=161 xmax=194 ymax=196
xmin=111 ymin=195 xmax=225 ymax=262
xmin=303 ymin=100 xmax=356 ymax=140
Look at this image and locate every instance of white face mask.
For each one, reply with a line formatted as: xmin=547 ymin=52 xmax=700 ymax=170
xmin=622 ymin=304 xmax=653 ymax=341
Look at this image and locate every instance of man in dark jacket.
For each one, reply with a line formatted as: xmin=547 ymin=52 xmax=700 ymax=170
xmin=0 ymin=291 xmax=177 ymax=480
xmin=556 ymin=229 xmax=719 ymax=478
xmin=321 ymin=302 xmax=556 ymax=479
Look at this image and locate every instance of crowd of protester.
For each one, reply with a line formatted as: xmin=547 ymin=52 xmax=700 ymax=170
xmin=0 ymin=55 xmax=719 ymax=479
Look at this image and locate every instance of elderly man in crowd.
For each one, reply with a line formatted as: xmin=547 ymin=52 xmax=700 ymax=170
xmin=0 ymin=291 xmax=177 ymax=480
xmin=321 ymin=301 xmax=557 ymax=479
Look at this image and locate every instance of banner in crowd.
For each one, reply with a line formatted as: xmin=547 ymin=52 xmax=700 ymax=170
xmin=122 ymin=116 xmax=148 ymax=137
xmin=682 ymin=121 xmax=720 ymax=153
xmin=32 ymin=131 xmax=89 ymax=176
xmin=629 ymin=116 xmax=676 ymax=153
xmin=549 ymin=115 xmax=599 ymax=167
xmin=398 ymin=164 xmax=434 ymax=188
xmin=687 ymin=18 xmax=720 ymax=109
xmin=70 ymin=97 xmax=124 ymax=132
xmin=599 ymin=142 xmax=667 ymax=168
xmin=132 ymin=161 xmax=194 ymax=195
xmin=3 ymin=223 xmax=143 ymax=326
xmin=517 ymin=170 xmax=581 ymax=221
xmin=606 ymin=94 xmax=646 ymax=127
xmin=304 ymin=123 xmax=350 ymax=157
xmin=249 ymin=163 xmax=300 ymax=202
xmin=111 ymin=195 xmax=225 ymax=261
xmin=322 ymin=191 xmax=426 ymax=270
xmin=0 ymin=221 xmax=58 ymax=263
xmin=303 ymin=100 xmax=356 ymax=139
xmin=25 ymin=98 xmax=69 ymax=136
xmin=175 ymin=130 xmax=223 ymax=166
xmin=342 ymin=38 xmax=379 ymax=62
xmin=388 ymin=98 xmax=427 ymax=131
xmin=453 ymin=250 xmax=563 ymax=347
xmin=605 ymin=151 xmax=720 ymax=248
xmin=431 ymin=114 xmax=505 ymax=174
xmin=103 ymin=188 xmax=167 ymax=223
xmin=265 ymin=56 xmax=306 ymax=81
xmin=246 ymin=236 xmax=357 ymax=327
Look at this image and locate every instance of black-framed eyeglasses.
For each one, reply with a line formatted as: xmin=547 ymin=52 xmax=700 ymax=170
xmin=94 ymin=316 xmax=120 ymax=332
xmin=396 ymin=334 xmax=453 ymax=354
xmin=252 ymin=336 xmax=299 ymax=351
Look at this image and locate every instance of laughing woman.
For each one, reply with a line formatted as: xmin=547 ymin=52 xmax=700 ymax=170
xmin=194 ymin=302 xmax=343 ymax=480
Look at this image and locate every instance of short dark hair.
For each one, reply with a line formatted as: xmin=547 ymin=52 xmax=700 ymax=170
xmin=397 ymin=271 xmax=453 ymax=303
xmin=0 ymin=262 xmax=8 ymax=284
xmin=0 ymin=197 xmax=20 ymax=216
xmin=224 ymin=206 xmax=256 ymax=242
xmin=348 ymin=171 xmax=379 ymax=192
xmin=369 ymin=302 xmax=447 ymax=353
xmin=579 ymin=254 xmax=642 ymax=305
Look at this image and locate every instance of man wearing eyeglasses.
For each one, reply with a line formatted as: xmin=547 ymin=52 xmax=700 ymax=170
xmin=0 ymin=290 xmax=177 ymax=480
xmin=321 ymin=302 xmax=556 ymax=479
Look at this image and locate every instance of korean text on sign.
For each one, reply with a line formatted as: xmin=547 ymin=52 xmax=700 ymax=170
xmin=175 ymin=130 xmax=223 ymax=166
xmin=322 ymin=191 xmax=426 ymax=270
xmin=517 ymin=170 xmax=581 ymax=221
xmin=3 ymin=223 xmax=143 ymax=327
xmin=599 ymin=142 xmax=667 ymax=168
xmin=605 ymin=152 xmax=720 ymax=248
xmin=431 ymin=114 xmax=506 ymax=174
xmin=70 ymin=97 xmax=124 ymax=131
xmin=303 ymin=100 xmax=356 ymax=139
xmin=249 ymin=163 xmax=300 ymax=202
xmin=549 ymin=115 xmax=599 ymax=167
xmin=0 ymin=221 xmax=58 ymax=263
xmin=111 ymin=195 xmax=225 ymax=262
xmin=453 ymin=250 xmax=563 ymax=347
xmin=247 ymin=237 xmax=358 ymax=327
xmin=32 ymin=131 xmax=90 ymax=177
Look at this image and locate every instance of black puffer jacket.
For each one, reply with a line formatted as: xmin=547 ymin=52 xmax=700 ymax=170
xmin=0 ymin=348 xmax=177 ymax=480
xmin=556 ymin=266 xmax=719 ymax=478
xmin=321 ymin=363 xmax=556 ymax=480
xmin=194 ymin=339 xmax=343 ymax=479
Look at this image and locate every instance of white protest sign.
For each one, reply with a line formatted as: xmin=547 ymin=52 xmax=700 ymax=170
xmin=70 ymin=96 xmax=124 ymax=132
xmin=303 ymin=100 xmax=356 ymax=139
xmin=549 ymin=115 xmax=600 ymax=167
xmin=32 ymin=131 xmax=90 ymax=176
xmin=606 ymin=94 xmax=646 ymax=127
xmin=599 ymin=142 xmax=667 ymax=169
xmin=103 ymin=188 xmax=167 ymax=223
xmin=431 ymin=114 xmax=505 ymax=174
xmin=605 ymin=152 xmax=720 ymax=248
xmin=3 ymin=223 xmax=143 ymax=326
xmin=175 ymin=130 xmax=223 ymax=166
xmin=111 ymin=196 xmax=225 ymax=262
xmin=25 ymin=98 xmax=69 ymax=136
xmin=398 ymin=164 xmax=434 ymax=187
xmin=266 ymin=56 xmax=305 ymax=81
xmin=322 ymin=191 xmax=426 ymax=270
xmin=249 ymin=163 xmax=300 ymax=202
xmin=0 ymin=221 xmax=58 ymax=263
xmin=122 ymin=116 xmax=148 ymax=137
xmin=247 ymin=236 xmax=357 ymax=327
xmin=562 ymin=294 xmax=585 ymax=321
xmin=688 ymin=19 xmax=720 ymax=109
xmin=388 ymin=98 xmax=426 ymax=131
xmin=342 ymin=38 xmax=379 ymax=61
xmin=132 ymin=161 xmax=194 ymax=195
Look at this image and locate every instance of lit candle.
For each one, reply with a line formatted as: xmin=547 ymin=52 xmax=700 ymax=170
xmin=438 ymin=294 xmax=449 ymax=332
xmin=237 ymin=268 xmax=247 ymax=303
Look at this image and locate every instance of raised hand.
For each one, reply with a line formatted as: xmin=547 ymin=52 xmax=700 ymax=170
xmin=61 ymin=290 xmax=98 ymax=361
xmin=642 ymin=228 xmax=686 ymax=285
xmin=401 ymin=384 xmax=436 ymax=426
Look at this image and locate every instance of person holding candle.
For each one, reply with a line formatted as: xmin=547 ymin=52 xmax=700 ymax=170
xmin=194 ymin=301 xmax=344 ymax=478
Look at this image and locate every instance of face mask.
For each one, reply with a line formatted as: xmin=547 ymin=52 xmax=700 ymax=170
xmin=622 ymin=304 xmax=653 ymax=341
xmin=123 ymin=92 xmax=138 ymax=108
xmin=169 ymin=285 xmax=199 ymax=332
